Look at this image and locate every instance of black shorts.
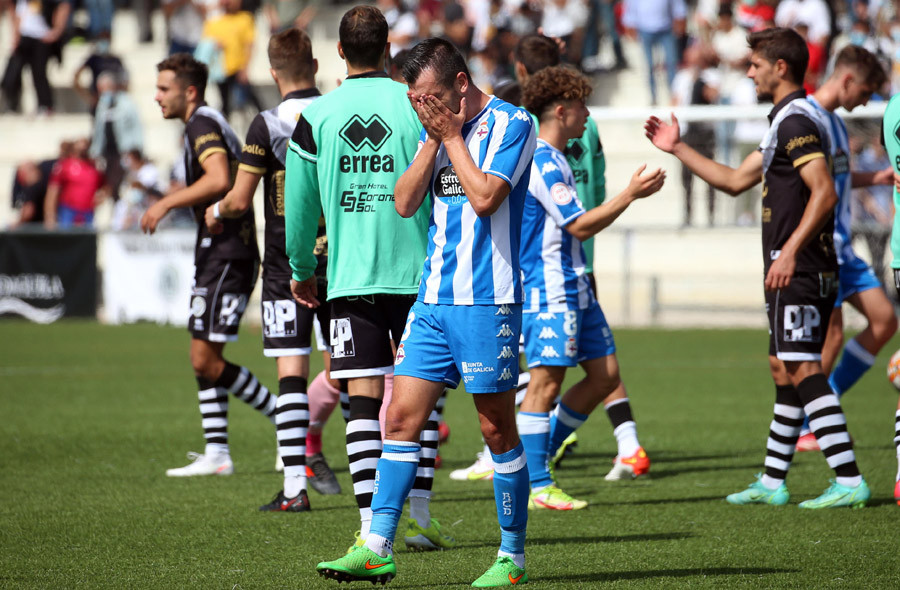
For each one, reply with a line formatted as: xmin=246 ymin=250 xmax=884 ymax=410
xmin=765 ymin=270 xmax=837 ymax=361
xmin=893 ymin=269 xmax=900 ymax=295
xmin=261 ymin=274 xmax=330 ymax=357
xmin=328 ymin=294 xmax=416 ymax=379
xmin=189 ymin=259 xmax=258 ymax=342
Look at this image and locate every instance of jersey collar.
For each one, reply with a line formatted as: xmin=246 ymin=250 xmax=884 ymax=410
xmin=345 ymin=71 xmax=390 ymax=80
xmin=283 ymin=88 xmax=321 ymax=100
xmin=768 ymin=89 xmax=807 ymax=123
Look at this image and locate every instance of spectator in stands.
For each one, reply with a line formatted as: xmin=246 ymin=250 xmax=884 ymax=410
xmin=202 ymin=0 xmax=263 ymax=118
xmin=10 ymin=157 xmax=56 ymax=227
xmin=735 ymin=0 xmax=776 ymax=32
xmin=112 ymin=150 xmax=163 ymax=231
xmin=44 ymin=138 xmax=105 ymax=229
xmin=1 ymin=0 xmax=72 ymax=115
xmin=582 ymin=0 xmax=627 ymax=71
xmin=671 ymin=43 xmax=718 ymax=227
xmin=795 ymin=23 xmax=826 ymax=93
xmin=852 ymin=134 xmax=893 ymax=282
xmin=162 ymin=0 xmax=210 ymax=55
xmin=84 ymin=0 xmax=113 ymax=40
xmin=622 ymin=0 xmax=686 ymax=105
xmin=378 ymin=0 xmax=418 ymax=56
xmin=441 ymin=1 xmax=473 ymax=55
xmin=541 ymin=0 xmax=589 ymax=67
xmin=89 ymin=71 xmax=143 ymax=201
xmin=72 ymin=33 xmax=125 ymax=114
xmin=263 ymin=0 xmax=319 ymax=32
xmin=774 ymin=0 xmax=831 ymax=47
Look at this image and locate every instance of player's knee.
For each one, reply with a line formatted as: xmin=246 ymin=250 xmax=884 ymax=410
xmin=873 ymin=312 xmax=898 ymax=345
xmin=190 ymin=349 xmax=220 ymax=380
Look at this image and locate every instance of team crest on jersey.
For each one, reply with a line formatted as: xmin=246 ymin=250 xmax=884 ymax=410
xmin=339 ymin=114 xmax=393 ymax=151
xmin=435 ymin=165 xmax=464 ymax=198
xmin=395 ymin=343 xmax=406 ymax=365
xmin=551 ymin=183 xmax=573 ymax=206
xmin=541 ymin=162 xmax=559 ymax=174
xmin=475 ymin=121 xmax=489 ymax=140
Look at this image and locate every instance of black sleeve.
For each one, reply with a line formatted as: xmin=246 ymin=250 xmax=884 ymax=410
xmin=186 ymin=115 xmax=228 ymax=164
xmin=777 ymin=114 xmax=825 ymax=168
xmin=239 ymin=113 xmax=271 ymax=173
xmin=291 ymin=115 xmax=316 ymax=156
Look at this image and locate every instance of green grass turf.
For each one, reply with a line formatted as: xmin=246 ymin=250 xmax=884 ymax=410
xmin=2 ymin=320 xmax=899 ymax=589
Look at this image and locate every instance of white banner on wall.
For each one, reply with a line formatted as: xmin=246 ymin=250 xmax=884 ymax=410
xmin=102 ymin=230 xmax=195 ymax=325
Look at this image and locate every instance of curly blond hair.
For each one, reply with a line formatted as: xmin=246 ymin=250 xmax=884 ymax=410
xmin=521 ymin=65 xmax=592 ymax=120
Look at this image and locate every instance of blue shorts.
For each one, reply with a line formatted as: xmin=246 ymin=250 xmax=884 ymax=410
xmin=393 ymin=301 xmax=522 ymax=393
xmin=836 ymin=250 xmax=882 ymax=307
xmin=522 ymin=301 xmax=616 ymax=368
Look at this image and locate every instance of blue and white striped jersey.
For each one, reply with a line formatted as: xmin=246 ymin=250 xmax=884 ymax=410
xmin=521 ymin=139 xmax=593 ymax=312
xmin=807 ymin=95 xmax=853 ymax=265
xmin=417 ymin=96 xmax=536 ymax=305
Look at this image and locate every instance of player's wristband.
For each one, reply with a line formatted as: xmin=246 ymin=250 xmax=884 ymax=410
xmin=213 ymin=202 xmax=223 ymax=220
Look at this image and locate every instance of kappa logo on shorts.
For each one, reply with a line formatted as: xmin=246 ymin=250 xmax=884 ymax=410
xmin=565 ymin=337 xmax=577 ymax=358
xmin=497 ymin=346 xmax=515 ymax=359
xmin=339 ymin=114 xmax=392 ymax=151
xmin=498 ymin=368 xmax=513 ymax=381
xmin=330 ymin=318 xmax=356 ymax=358
xmin=536 ymin=312 xmax=556 ymax=321
xmin=783 ymin=305 xmax=821 ymax=343
xmin=496 ymin=305 xmax=512 ymax=316
xmin=538 ymin=327 xmax=559 ymax=339
xmin=541 ymin=346 xmax=560 ymax=358
xmin=496 ymin=324 xmax=514 ymax=337
xmin=262 ymin=299 xmax=297 ymax=338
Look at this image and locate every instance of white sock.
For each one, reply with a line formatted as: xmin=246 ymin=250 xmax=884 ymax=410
xmin=364 ymin=533 xmax=392 ymax=557
xmin=836 ymin=475 xmax=862 ymax=488
xmin=498 ymin=550 xmax=525 ymax=569
xmin=613 ymin=422 xmax=640 ymax=457
xmin=205 ymin=443 xmax=229 ymax=456
xmin=360 ymin=508 xmax=372 ymax=537
xmin=284 ymin=475 xmax=304 ymax=499
xmin=760 ymin=474 xmax=783 ymax=490
xmin=409 ymin=495 xmax=431 ymax=528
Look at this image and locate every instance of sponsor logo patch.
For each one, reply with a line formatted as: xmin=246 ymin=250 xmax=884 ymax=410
xmin=551 ymin=182 xmax=573 ymax=206
xmin=339 ymin=114 xmax=392 ymax=151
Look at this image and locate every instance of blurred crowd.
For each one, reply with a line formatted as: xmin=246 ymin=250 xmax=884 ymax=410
xmin=2 ymin=0 xmax=899 ymax=246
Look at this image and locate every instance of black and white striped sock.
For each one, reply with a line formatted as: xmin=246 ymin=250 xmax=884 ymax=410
xmin=761 ymin=384 xmax=803 ymax=489
xmin=347 ymin=396 xmax=383 ymax=536
xmin=797 ymin=374 xmax=861 ymax=487
xmin=893 ymin=409 xmax=900 ymax=481
xmin=217 ymin=362 xmax=277 ymax=421
xmin=409 ymin=409 xmax=439 ymax=527
xmin=276 ymin=377 xmax=309 ymax=498
xmin=198 ymin=377 xmax=229 ymax=455
xmin=605 ymin=398 xmax=640 ymax=458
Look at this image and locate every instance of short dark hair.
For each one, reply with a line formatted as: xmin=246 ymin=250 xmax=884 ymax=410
xmin=514 ymin=34 xmax=560 ymax=75
xmin=521 ymin=65 xmax=592 ymax=120
xmin=339 ymin=5 xmax=388 ymax=69
xmin=157 ymin=53 xmax=208 ymax=98
xmin=833 ymin=44 xmax=887 ymax=88
xmin=268 ymin=27 xmax=315 ymax=81
xmin=747 ymin=27 xmax=808 ymax=86
xmin=402 ymin=38 xmax=470 ymax=88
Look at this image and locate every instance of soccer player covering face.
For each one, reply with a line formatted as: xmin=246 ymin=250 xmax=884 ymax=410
xmin=646 ymin=27 xmax=870 ymax=508
xmin=141 ymin=54 xmax=277 ymax=477
xmin=793 ymin=47 xmax=896 ymax=452
xmin=202 ymin=28 xmax=342 ymax=511
xmin=880 ymin=95 xmax=900 ymax=505
xmin=316 ymin=38 xmax=536 ymax=587
xmin=286 ymin=6 xmax=450 ymax=558
xmin=518 ymin=66 xmax=665 ymax=511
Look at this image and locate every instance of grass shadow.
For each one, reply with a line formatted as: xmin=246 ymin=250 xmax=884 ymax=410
xmin=541 ymin=566 xmax=799 ymax=583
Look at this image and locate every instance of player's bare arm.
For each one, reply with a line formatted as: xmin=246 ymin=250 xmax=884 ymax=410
xmin=141 ymin=151 xmax=231 ymax=234
xmin=566 ymin=164 xmax=666 ymax=240
xmin=764 ymin=157 xmax=838 ymax=291
xmin=395 ymin=95 xmax=440 ymax=217
xmin=645 ymin=113 xmax=762 ymax=195
xmin=851 ymin=167 xmax=894 ymax=188
xmin=417 ymin=94 xmax=511 ymax=216
xmin=203 ymin=168 xmax=262 ymax=233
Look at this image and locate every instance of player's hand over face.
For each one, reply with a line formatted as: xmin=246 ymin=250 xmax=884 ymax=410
xmin=291 ymin=277 xmax=320 ymax=309
xmin=644 ymin=114 xmax=681 ymax=153
xmin=203 ymin=204 xmax=224 ymax=234
xmin=413 ymin=94 xmax=466 ymax=143
xmin=628 ymin=164 xmax=666 ymax=199
xmin=140 ymin=200 xmax=169 ymax=235
xmin=764 ymin=252 xmax=795 ymax=292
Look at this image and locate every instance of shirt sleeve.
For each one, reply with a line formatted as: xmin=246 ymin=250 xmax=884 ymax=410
xmin=285 ymin=116 xmax=321 ymax=282
xmin=778 ymin=114 xmax=825 ymax=168
xmin=482 ymin=107 xmax=537 ymax=188
xmin=239 ymin=114 xmax=270 ymax=175
xmin=531 ymin=154 xmax=586 ymax=227
xmin=186 ymin=115 xmax=228 ymax=165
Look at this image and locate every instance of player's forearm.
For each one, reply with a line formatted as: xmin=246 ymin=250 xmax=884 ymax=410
xmin=395 ymin=140 xmax=437 ymax=217
xmin=781 ymin=187 xmax=838 ymax=259
xmin=567 ymin=190 xmax=635 ymax=240
xmin=218 ymin=169 xmax=260 ymax=218
xmin=671 ymin=141 xmax=747 ymax=195
xmin=161 ymin=172 xmax=229 ymax=211
xmin=851 ymin=168 xmax=892 ymax=188
xmin=444 ymin=136 xmax=506 ymax=216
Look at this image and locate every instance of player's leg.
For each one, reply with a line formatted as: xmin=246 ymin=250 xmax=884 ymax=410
xmin=831 ymin=286 xmax=897 ymax=393
xmin=894 ymin=398 xmax=900 ymax=505
xmin=304 ymin=299 xmax=341 ymax=495
xmin=726 ymin=356 xmax=797 ymax=505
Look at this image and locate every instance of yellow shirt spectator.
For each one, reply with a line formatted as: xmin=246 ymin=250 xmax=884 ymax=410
xmin=202 ymin=11 xmax=255 ymax=77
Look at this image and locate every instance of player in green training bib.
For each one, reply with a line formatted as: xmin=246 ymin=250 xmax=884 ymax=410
xmin=880 ymin=92 xmax=900 ymax=505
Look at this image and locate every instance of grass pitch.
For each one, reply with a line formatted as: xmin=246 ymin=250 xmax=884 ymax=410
xmin=1 ymin=321 xmax=899 ymax=589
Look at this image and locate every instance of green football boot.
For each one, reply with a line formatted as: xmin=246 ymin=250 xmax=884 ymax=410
xmin=316 ymin=545 xmax=396 ymax=585
xmin=798 ymin=479 xmax=870 ymax=509
xmin=726 ymin=474 xmax=790 ymax=506
xmin=405 ymin=518 xmax=457 ymax=551
xmin=472 ymin=556 xmax=528 ymax=587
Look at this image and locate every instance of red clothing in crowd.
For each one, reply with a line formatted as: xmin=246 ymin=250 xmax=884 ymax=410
xmin=48 ymin=157 xmax=104 ymax=213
